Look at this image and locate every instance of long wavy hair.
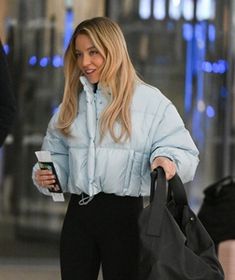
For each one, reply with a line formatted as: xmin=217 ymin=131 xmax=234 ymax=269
xmin=57 ymin=17 xmax=140 ymax=142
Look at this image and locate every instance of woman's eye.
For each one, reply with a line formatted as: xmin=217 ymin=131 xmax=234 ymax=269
xmin=90 ymin=50 xmax=98 ymax=56
xmin=75 ymin=52 xmax=82 ymax=58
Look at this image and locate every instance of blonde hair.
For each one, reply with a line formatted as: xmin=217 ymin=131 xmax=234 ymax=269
xmin=57 ymin=17 xmax=140 ymax=142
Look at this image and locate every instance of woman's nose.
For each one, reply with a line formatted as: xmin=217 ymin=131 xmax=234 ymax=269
xmin=82 ymin=54 xmax=91 ymax=67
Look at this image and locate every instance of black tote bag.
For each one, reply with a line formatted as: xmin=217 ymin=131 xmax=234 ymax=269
xmin=198 ymin=176 xmax=235 ymax=247
xmin=138 ymin=167 xmax=224 ymax=280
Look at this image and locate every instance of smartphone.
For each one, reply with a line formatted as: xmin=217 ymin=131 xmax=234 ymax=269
xmin=35 ymin=151 xmax=65 ymax=202
xmin=38 ymin=161 xmax=62 ymax=193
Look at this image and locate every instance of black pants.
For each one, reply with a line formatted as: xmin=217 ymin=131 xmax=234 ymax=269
xmin=60 ymin=192 xmax=143 ymax=280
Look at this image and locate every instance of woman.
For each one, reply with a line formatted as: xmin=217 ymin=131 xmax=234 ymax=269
xmin=32 ymin=17 xmax=199 ymax=280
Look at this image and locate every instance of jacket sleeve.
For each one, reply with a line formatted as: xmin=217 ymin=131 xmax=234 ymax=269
xmin=0 ymin=40 xmax=16 ymax=147
xmin=150 ymin=101 xmax=199 ymax=183
xmin=32 ymin=113 xmax=69 ymax=195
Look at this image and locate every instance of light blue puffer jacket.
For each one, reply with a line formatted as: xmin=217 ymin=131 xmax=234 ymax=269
xmin=33 ymin=76 xmax=199 ymax=197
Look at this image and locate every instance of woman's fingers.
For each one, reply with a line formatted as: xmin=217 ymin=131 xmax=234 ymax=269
xmin=151 ymin=156 xmax=176 ymax=180
xmin=35 ymin=169 xmax=56 ymax=187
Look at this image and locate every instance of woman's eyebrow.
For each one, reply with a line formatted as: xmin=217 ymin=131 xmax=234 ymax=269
xmin=75 ymin=46 xmax=96 ymax=52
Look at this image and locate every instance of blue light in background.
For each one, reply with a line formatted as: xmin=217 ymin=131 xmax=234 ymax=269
xmin=28 ymin=55 xmax=64 ymax=68
xmin=182 ymin=23 xmax=193 ymax=41
xmin=195 ymin=23 xmax=205 ymax=43
xmin=202 ymin=61 xmax=212 ymax=72
xmin=220 ymin=86 xmax=228 ymax=98
xmin=202 ymin=60 xmax=228 ymax=74
xmin=212 ymin=62 xmax=220 ymax=73
xmin=64 ymin=9 xmax=74 ymax=50
xmin=183 ymin=23 xmax=194 ymax=113
xmin=218 ymin=59 xmax=228 ymax=73
xmin=52 ymin=105 xmax=59 ymax=115
xmin=208 ymin=24 xmax=216 ymax=42
xmin=167 ymin=21 xmax=175 ymax=31
xmin=52 ymin=55 xmax=63 ymax=68
xmin=195 ymin=22 xmax=207 ymax=99
xmin=3 ymin=44 xmax=10 ymax=54
xmin=190 ymin=21 xmax=207 ymax=147
xmin=206 ymin=105 xmax=215 ymax=118
xmin=40 ymin=57 xmax=49 ymax=67
xmin=29 ymin=56 xmax=37 ymax=66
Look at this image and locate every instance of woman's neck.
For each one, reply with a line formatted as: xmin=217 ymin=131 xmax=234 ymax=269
xmin=93 ymin=83 xmax=98 ymax=93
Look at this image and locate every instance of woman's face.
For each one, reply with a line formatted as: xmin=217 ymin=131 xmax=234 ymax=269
xmin=75 ymin=34 xmax=105 ymax=84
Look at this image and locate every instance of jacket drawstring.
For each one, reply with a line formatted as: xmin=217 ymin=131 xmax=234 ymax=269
xmin=79 ymin=193 xmax=94 ymax=205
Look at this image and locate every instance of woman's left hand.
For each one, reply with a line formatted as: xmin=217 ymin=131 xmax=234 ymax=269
xmin=151 ymin=156 xmax=176 ymax=180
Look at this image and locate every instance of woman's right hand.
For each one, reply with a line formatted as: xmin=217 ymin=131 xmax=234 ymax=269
xmin=34 ymin=168 xmax=56 ymax=189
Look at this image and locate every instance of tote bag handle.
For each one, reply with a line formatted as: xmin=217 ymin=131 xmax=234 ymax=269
xmin=147 ymin=167 xmax=188 ymax=236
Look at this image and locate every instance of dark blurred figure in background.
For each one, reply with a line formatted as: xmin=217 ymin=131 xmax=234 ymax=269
xmin=0 ymin=39 xmax=16 ymax=147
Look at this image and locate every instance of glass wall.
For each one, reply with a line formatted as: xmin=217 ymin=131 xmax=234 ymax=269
xmin=107 ymin=0 xmax=233 ymax=210
xmin=0 ymin=0 xmax=104 ymax=262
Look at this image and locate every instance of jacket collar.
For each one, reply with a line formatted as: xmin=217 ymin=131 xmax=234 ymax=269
xmin=79 ymin=76 xmax=112 ymax=100
xmin=80 ymin=76 xmax=101 ymax=93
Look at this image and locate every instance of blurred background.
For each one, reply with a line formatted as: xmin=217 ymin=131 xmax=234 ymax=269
xmin=0 ymin=0 xmax=235 ymax=279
